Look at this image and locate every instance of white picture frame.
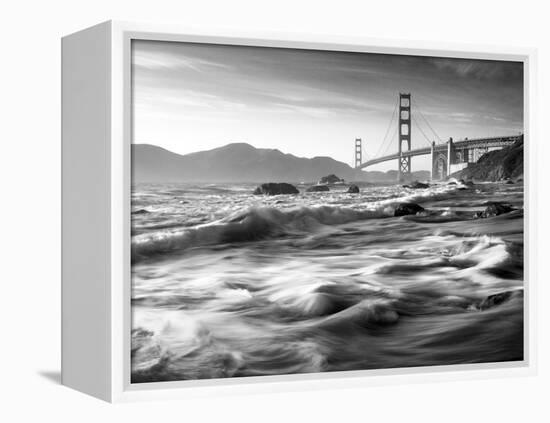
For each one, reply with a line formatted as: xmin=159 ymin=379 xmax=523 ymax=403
xmin=61 ymin=20 xmax=538 ymax=403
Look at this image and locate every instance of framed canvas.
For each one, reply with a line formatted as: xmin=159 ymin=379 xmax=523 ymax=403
xmin=61 ymin=21 xmax=537 ymax=402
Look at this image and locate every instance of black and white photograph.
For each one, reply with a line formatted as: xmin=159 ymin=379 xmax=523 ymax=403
xmin=6 ymin=0 xmax=550 ymax=418
xmin=129 ymin=40 xmax=524 ymax=383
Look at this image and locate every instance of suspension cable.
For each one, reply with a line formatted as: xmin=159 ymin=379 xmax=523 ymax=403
xmin=381 ymin=122 xmax=398 ymax=157
xmin=377 ymin=124 xmax=396 ymax=158
xmin=412 ymin=115 xmax=434 ymax=147
xmin=362 ymin=146 xmax=371 ymax=162
xmin=374 ymin=97 xmax=399 ymax=158
xmin=412 ymin=97 xmax=443 ymax=143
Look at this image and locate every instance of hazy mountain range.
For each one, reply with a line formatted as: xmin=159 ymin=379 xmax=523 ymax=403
xmin=132 ymin=143 xmax=430 ymax=183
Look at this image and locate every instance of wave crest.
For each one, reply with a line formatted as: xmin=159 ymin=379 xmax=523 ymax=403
xmin=132 ymin=205 xmax=392 ymax=262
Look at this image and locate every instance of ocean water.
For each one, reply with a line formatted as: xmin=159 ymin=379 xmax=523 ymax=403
xmin=130 ymin=180 xmax=524 ymax=383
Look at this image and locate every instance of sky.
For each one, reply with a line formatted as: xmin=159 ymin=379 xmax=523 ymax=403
xmin=132 ymin=40 xmax=523 ymax=172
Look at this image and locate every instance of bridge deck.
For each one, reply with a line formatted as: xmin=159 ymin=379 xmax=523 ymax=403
xmin=358 ymin=135 xmax=522 ymax=169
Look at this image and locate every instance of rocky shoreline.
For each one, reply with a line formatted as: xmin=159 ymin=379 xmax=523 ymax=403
xmin=451 ymin=137 xmax=523 ymax=182
xmin=252 ymin=178 xmax=519 ymax=221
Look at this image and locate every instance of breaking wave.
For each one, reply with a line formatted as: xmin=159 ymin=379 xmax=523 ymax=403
xmin=131 ymin=181 xmax=524 ymax=382
xmin=132 ymin=204 xmax=395 ymax=261
xmin=131 ymin=185 xmax=473 ymax=262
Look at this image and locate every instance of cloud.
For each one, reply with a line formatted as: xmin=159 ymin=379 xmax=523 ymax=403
xmin=133 ymin=49 xmax=232 ymax=72
xmin=428 ymin=57 xmax=523 ymax=83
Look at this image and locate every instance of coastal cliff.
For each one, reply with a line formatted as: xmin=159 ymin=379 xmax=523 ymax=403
xmin=451 ymin=137 xmax=523 ymax=182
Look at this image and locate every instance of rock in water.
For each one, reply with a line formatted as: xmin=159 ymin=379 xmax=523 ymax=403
xmin=477 ymin=201 xmax=515 ymax=218
xmin=347 ymin=184 xmax=360 ymax=193
xmin=404 ymin=181 xmax=429 ymax=189
xmin=460 ymin=179 xmax=475 ymax=187
xmin=394 ymin=203 xmax=425 ymax=217
xmin=253 ymin=183 xmax=299 ymax=195
xmin=413 ymin=181 xmax=429 ymax=189
xmin=478 ymin=290 xmax=522 ymax=310
xmin=306 ymin=185 xmax=330 ymax=192
xmin=319 ymin=174 xmax=344 ymax=184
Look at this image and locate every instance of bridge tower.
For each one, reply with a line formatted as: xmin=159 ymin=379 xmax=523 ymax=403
xmin=355 ymin=138 xmax=362 ymax=168
xmin=398 ymin=93 xmax=411 ymax=181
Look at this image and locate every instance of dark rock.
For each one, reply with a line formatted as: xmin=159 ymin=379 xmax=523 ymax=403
xmin=478 ymin=290 xmax=521 ymax=310
xmin=407 ymin=181 xmax=429 ymax=189
xmin=319 ymin=174 xmax=344 ymax=184
xmin=394 ymin=203 xmax=425 ymax=217
xmin=505 ymin=180 xmax=515 ymax=184
xmin=253 ymin=183 xmax=299 ymax=195
xmin=133 ymin=208 xmax=149 ymax=214
xmin=447 ymin=181 xmax=457 ymax=185
xmin=460 ymin=179 xmax=475 ymax=187
xmin=347 ymin=184 xmax=360 ymax=193
xmin=477 ymin=201 xmax=515 ymax=218
xmin=306 ymin=185 xmax=330 ymax=192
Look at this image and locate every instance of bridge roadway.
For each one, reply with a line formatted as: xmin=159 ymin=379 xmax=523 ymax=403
xmin=358 ymin=135 xmax=522 ymax=169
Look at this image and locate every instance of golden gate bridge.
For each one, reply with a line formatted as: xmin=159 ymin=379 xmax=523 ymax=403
xmin=354 ymin=93 xmax=522 ymax=181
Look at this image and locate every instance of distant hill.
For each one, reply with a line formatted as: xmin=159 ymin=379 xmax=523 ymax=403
xmin=451 ymin=138 xmax=523 ymax=182
xmin=132 ymin=143 xmax=430 ymax=183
